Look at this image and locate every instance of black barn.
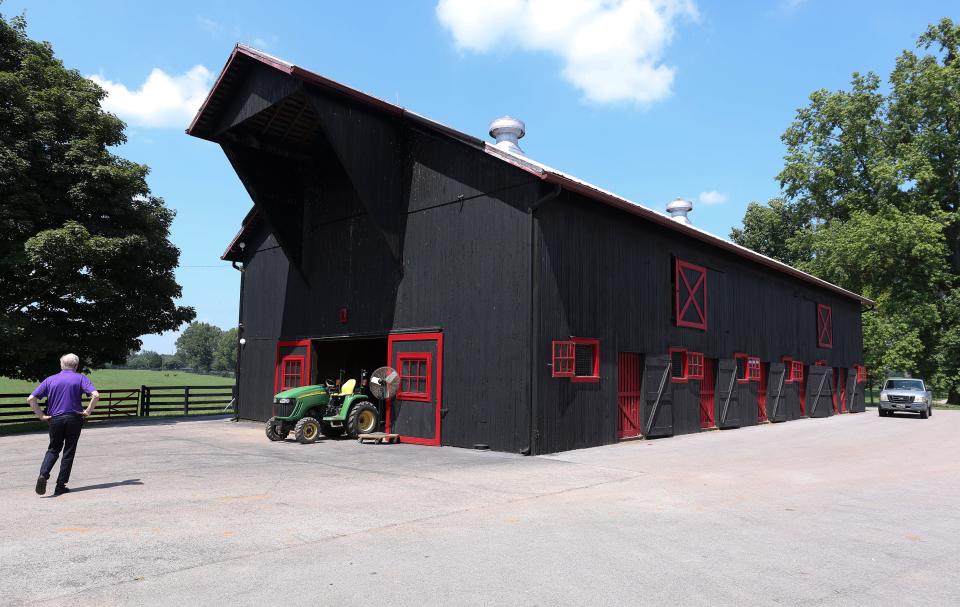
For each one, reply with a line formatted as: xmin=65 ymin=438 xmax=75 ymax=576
xmin=188 ymin=45 xmax=871 ymax=454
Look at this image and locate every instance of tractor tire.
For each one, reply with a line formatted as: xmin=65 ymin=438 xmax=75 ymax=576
xmin=320 ymin=422 xmax=345 ymax=438
xmin=294 ymin=417 xmax=321 ymax=444
xmin=265 ymin=417 xmax=289 ymax=441
xmin=347 ymin=402 xmax=379 ymax=438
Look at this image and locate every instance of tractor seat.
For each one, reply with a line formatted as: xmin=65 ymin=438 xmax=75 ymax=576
xmin=335 ymin=379 xmax=357 ymax=397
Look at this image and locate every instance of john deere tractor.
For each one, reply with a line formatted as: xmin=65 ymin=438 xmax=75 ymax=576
xmin=265 ymin=372 xmax=380 ymax=444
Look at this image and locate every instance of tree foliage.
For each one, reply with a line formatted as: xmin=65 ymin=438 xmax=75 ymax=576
xmin=732 ymin=18 xmax=960 ymax=399
xmin=0 ymin=12 xmax=194 ymax=379
xmin=212 ymin=328 xmax=238 ymax=373
xmin=174 ymin=322 xmax=222 ymax=373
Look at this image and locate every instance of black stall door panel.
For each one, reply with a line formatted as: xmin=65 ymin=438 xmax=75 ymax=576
xmin=767 ymin=363 xmax=787 ymax=423
xmin=716 ymin=358 xmax=740 ymax=429
xmin=845 ymin=371 xmax=858 ymax=413
xmin=642 ymin=355 xmax=673 ymax=438
xmin=806 ymin=365 xmax=833 ymax=418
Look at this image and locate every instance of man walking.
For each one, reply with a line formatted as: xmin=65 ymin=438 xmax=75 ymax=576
xmin=27 ymin=354 xmax=99 ymax=496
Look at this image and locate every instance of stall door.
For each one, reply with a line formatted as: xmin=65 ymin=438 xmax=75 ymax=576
xmin=845 ymin=371 xmax=858 ymax=413
xmin=806 ymin=365 xmax=832 ymax=418
xmin=386 ymin=333 xmax=443 ymax=446
xmin=641 ymin=354 xmax=673 ymax=438
xmin=767 ymin=363 xmax=787 ymax=422
xmin=699 ymin=358 xmax=717 ymax=429
xmin=716 ymin=358 xmax=740 ymax=429
xmin=617 ymin=353 xmax=642 ymax=439
xmin=837 ymin=368 xmax=848 ymax=413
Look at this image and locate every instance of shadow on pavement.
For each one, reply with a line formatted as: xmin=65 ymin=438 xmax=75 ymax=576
xmin=68 ymin=479 xmax=143 ymax=493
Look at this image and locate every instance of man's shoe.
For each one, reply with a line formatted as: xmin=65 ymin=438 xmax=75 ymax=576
xmin=35 ymin=475 xmax=48 ymax=495
xmin=53 ymin=485 xmax=70 ymax=496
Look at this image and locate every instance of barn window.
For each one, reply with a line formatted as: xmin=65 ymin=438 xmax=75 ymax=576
xmin=281 ymin=356 xmax=304 ymax=391
xmin=571 ymin=338 xmax=600 ymax=383
xmin=552 ymin=338 xmax=600 ymax=382
xmin=688 ymin=352 xmax=705 ymax=380
xmin=817 ymin=304 xmax=833 ymax=349
xmin=397 ymin=353 xmax=431 ymax=401
xmin=675 ymin=259 xmax=708 ymax=330
xmin=786 ymin=359 xmax=804 ymax=384
xmin=551 ymin=341 xmax=575 ymax=378
xmin=669 ymin=347 xmax=688 ymax=383
xmin=747 ymin=357 xmax=761 ymax=381
xmin=855 ymin=364 xmax=867 ymax=383
xmin=735 ymin=353 xmax=749 ymax=383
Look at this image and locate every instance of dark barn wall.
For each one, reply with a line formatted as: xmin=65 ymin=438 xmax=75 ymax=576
xmin=229 ymin=94 xmax=539 ymax=452
xmin=533 ymin=192 xmax=865 ymax=454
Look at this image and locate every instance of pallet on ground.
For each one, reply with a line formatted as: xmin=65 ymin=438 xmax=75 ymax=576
xmin=358 ymin=432 xmax=399 ymax=444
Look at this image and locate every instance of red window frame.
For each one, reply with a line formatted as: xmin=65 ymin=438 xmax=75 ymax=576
xmin=570 ymin=337 xmax=600 ymax=383
xmin=786 ymin=359 xmax=804 ymax=384
xmin=552 ymin=341 xmax=575 ymax=378
xmin=397 ymin=352 xmax=432 ymax=402
xmin=747 ymin=356 xmax=761 ymax=381
xmin=817 ymin=304 xmax=833 ymax=349
xmin=280 ymin=356 xmax=304 ymax=391
xmin=813 ymin=360 xmax=827 ymax=367
xmin=669 ymin=347 xmax=688 ymax=383
xmin=688 ymin=352 xmax=705 ymax=380
xmin=675 ymin=259 xmax=708 ymax=331
xmin=552 ymin=338 xmax=600 ymax=382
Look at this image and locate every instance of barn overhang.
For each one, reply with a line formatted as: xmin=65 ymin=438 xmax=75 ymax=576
xmin=191 ymin=44 xmax=873 ymax=307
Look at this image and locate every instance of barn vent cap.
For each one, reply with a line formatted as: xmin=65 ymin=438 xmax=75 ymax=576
xmin=666 ymin=198 xmax=693 ymax=225
xmin=489 ymin=116 xmax=525 ymax=156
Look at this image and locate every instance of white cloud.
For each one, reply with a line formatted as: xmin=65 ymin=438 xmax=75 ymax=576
xmin=88 ymin=66 xmax=214 ymax=129
xmin=698 ymin=190 xmax=728 ymax=205
xmin=436 ymin=0 xmax=698 ymax=106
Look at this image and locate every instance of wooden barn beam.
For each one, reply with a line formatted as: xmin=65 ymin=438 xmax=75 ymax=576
xmin=213 ymin=64 xmax=302 ymax=139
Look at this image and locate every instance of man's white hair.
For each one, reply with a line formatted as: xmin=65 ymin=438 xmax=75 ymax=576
xmin=60 ymin=353 xmax=80 ymax=370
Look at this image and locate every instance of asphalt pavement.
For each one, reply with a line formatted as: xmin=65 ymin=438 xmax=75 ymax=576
xmin=1 ymin=410 xmax=958 ymax=606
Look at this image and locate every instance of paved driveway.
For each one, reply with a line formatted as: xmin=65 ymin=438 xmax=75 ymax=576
xmin=1 ymin=411 xmax=958 ymax=606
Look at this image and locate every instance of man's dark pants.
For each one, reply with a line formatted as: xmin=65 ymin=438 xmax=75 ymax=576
xmin=40 ymin=413 xmax=83 ymax=486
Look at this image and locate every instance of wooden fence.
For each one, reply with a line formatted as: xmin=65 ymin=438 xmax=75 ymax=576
xmin=0 ymin=385 xmax=234 ymax=427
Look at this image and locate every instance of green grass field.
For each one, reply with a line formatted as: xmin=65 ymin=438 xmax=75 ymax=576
xmin=0 ymin=369 xmax=233 ymax=394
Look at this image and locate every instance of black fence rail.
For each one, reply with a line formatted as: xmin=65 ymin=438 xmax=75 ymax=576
xmin=0 ymin=385 xmax=234 ymax=427
xmin=141 ymin=385 xmax=234 ymax=417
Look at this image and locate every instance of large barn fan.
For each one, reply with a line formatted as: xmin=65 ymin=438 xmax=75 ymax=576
xmin=368 ymin=366 xmax=400 ymax=434
xmin=369 ymin=366 xmax=400 ymax=400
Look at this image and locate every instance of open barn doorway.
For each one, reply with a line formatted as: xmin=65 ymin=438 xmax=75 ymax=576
xmin=311 ymin=336 xmax=389 ymax=389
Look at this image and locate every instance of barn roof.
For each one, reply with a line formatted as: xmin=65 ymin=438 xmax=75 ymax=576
xmin=193 ymin=44 xmax=872 ymax=306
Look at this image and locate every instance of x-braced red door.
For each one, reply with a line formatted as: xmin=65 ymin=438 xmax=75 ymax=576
xmin=617 ymin=353 xmax=642 ymax=439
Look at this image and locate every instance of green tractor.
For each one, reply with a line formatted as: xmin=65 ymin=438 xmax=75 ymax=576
xmin=265 ymin=371 xmax=380 ymax=444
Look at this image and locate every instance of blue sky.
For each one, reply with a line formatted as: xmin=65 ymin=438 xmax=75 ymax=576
xmin=5 ymin=0 xmax=956 ymax=353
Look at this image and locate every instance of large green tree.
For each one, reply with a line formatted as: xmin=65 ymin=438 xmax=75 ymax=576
xmin=0 ymin=12 xmax=194 ymax=379
xmin=212 ymin=327 xmax=238 ymax=374
xmin=732 ymin=18 xmax=960 ymax=400
xmin=174 ymin=322 xmax=222 ymax=373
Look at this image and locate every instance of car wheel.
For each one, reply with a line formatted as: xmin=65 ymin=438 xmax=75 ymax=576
xmin=920 ymin=407 xmax=928 ymax=419
xmin=878 ymin=409 xmax=885 ymax=417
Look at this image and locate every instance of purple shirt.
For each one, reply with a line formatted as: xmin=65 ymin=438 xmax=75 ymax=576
xmin=31 ymin=370 xmax=97 ymax=417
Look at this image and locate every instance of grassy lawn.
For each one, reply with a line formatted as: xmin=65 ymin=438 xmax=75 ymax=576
xmin=0 ymin=369 xmax=233 ymax=393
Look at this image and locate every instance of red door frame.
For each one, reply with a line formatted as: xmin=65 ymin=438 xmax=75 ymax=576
xmin=617 ymin=352 xmax=642 ymax=439
xmin=699 ymin=358 xmax=717 ymax=429
xmin=757 ymin=362 xmax=768 ymax=422
xmin=837 ymin=368 xmax=848 ymax=413
xmin=386 ymin=332 xmax=443 ymax=446
xmin=274 ymin=339 xmax=311 ymax=393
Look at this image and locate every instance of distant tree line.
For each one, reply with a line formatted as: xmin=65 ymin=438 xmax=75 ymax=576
xmin=122 ymin=322 xmax=237 ymax=375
